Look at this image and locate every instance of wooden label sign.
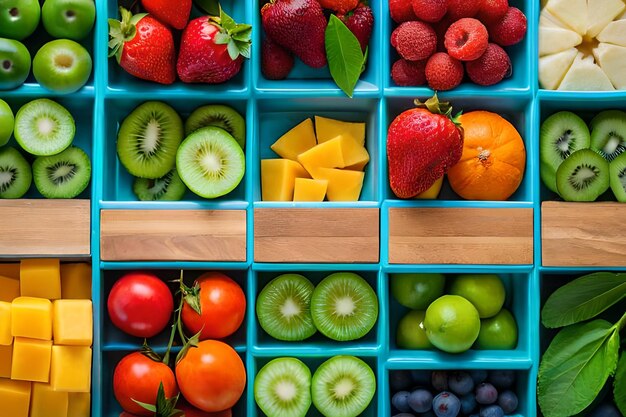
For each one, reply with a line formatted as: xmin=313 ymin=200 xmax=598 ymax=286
xmin=254 ymin=208 xmax=379 ymax=263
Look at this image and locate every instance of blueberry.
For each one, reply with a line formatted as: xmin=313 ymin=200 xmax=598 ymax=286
xmin=449 ymin=371 xmax=474 ymax=396
xmin=393 ymin=391 xmax=412 ymax=413
xmin=411 ymin=370 xmax=432 ymax=387
xmin=460 ymin=393 xmax=477 ymax=414
xmin=475 ymin=383 xmax=498 ymax=405
xmin=432 ymin=391 xmax=461 ymax=417
xmin=469 ymin=370 xmax=488 ymax=384
xmin=497 ymin=390 xmax=518 ymax=413
xmin=488 ymin=370 xmax=515 ymax=389
xmin=589 ymin=403 xmax=621 ymax=417
xmin=432 ymin=371 xmax=449 ymax=391
xmin=408 ymin=389 xmax=433 ymax=413
xmin=392 ymin=371 xmax=415 ymax=391
xmin=480 ymin=405 xmax=504 ymax=417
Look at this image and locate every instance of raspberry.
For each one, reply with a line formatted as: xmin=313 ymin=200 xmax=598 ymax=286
xmin=392 ymin=59 xmax=427 ymax=86
xmin=391 ymin=21 xmax=437 ymax=61
xmin=412 ymin=0 xmax=448 ymax=23
xmin=444 ymin=18 xmax=489 ymax=61
xmin=261 ymin=37 xmax=295 ymax=80
xmin=488 ymin=7 xmax=527 ymax=46
xmin=466 ymin=43 xmax=511 ymax=85
xmin=447 ymin=0 xmax=481 ymax=19
xmin=477 ymin=0 xmax=509 ymax=24
xmin=425 ymin=52 xmax=464 ymax=90
xmin=318 ymin=0 xmax=359 ymax=14
xmin=433 ymin=14 xmax=454 ymax=51
xmin=390 ymin=0 xmax=418 ymax=23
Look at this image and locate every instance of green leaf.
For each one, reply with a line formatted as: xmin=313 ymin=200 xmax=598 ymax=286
xmin=615 ymin=353 xmax=626 ymax=416
xmin=538 ymin=320 xmax=620 ymax=417
xmin=194 ymin=0 xmax=220 ymax=15
xmin=541 ymin=272 xmax=626 ymax=328
xmin=325 ymin=14 xmax=365 ymax=98
xmin=214 ymin=32 xmax=230 ymax=45
xmin=182 ymin=282 xmax=202 ymax=316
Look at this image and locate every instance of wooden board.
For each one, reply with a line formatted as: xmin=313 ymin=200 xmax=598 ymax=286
xmin=101 ymin=210 xmax=246 ymax=262
xmin=542 ymin=201 xmax=626 ymax=267
xmin=389 ymin=207 xmax=533 ymax=264
xmin=0 ymin=200 xmax=90 ymax=257
xmin=254 ymin=208 xmax=379 ymax=263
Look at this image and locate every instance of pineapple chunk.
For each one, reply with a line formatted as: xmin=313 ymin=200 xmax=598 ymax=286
xmin=539 ymin=48 xmax=578 ymax=89
xmin=586 ymin=0 xmax=625 ymax=38
xmin=545 ymin=0 xmax=588 ymax=35
xmin=293 ymin=178 xmax=328 ymax=202
xmin=336 ymin=135 xmax=370 ymax=172
xmin=315 ymin=116 xmax=366 ymax=146
xmin=593 ymin=43 xmax=626 ymax=89
xmin=539 ymin=27 xmax=582 ymax=56
xmin=261 ymin=159 xmax=310 ymax=201
xmin=558 ymin=53 xmax=615 ymax=91
xmin=20 ymin=259 xmax=61 ymax=300
xmin=313 ymin=168 xmax=365 ymax=201
xmin=597 ymin=19 xmax=626 ymax=46
xmin=0 ymin=276 xmax=19 ymax=302
xmin=270 ymin=118 xmax=317 ymax=161
xmin=297 ymin=137 xmax=346 ymax=176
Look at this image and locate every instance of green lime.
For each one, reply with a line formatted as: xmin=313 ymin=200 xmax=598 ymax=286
xmin=390 ymin=273 xmax=445 ymax=309
xmin=449 ymin=274 xmax=505 ymax=318
xmin=396 ymin=310 xmax=433 ymax=349
xmin=424 ymin=295 xmax=481 ymax=354
xmin=0 ymin=99 xmax=14 ymax=146
xmin=475 ymin=308 xmax=518 ymax=350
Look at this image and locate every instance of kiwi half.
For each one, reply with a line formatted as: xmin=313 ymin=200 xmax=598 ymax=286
xmin=556 ymin=149 xmax=609 ymax=202
xmin=609 ymin=152 xmax=626 ymax=202
xmin=176 ymin=126 xmax=245 ymax=199
xmin=590 ymin=110 xmax=626 ymax=161
xmin=254 ymin=357 xmax=312 ymax=417
xmin=133 ymin=169 xmax=187 ymax=201
xmin=185 ymin=104 xmax=246 ymax=149
xmin=117 ymin=101 xmax=183 ymax=179
xmin=14 ymin=98 xmax=75 ymax=156
xmin=0 ymin=147 xmax=32 ymax=199
xmin=33 ymin=146 xmax=91 ymax=198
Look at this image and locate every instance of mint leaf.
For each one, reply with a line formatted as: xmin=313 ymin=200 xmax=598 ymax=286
xmin=616 ymin=353 xmax=626 ymax=416
xmin=194 ymin=0 xmax=220 ymax=16
xmin=325 ymin=14 xmax=364 ymax=98
xmin=541 ymin=272 xmax=626 ymax=328
xmin=538 ymin=320 xmax=620 ymax=417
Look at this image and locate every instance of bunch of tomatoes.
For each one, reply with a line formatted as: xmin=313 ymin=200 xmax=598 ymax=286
xmin=107 ymin=271 xmax=247 ymax=417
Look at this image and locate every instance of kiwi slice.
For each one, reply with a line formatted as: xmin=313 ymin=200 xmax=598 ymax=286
xmin=540 ymin=111 xmax=590 ymax=192
xmin=254 ymin=357 xmax=312 ymax=417
xmin=310 ymin=272 xmax=378 ymax=342
xmin=556 ymin=149 xmax=609 ymax=202
xmin=312 ymin=356 xmax=376 ymax=417
xmin=14 ymin=99 xmax=75 ymax=156
xmin=256 ymin=274 xmax=316 ymax=342
xmin=33 ymin=146 xmax=91 ymax=199
xmin=0 ymin=147 xmax=32 ymax=198
xmin=117 ymin=101 xmax=184 ymax=179
xmin=133 ymin=169 xmax=187 ymax=201
xmin=609 ymin=152 xmax=626 ymax=202
xmin=176 ymin=126 xmax=245 ymax=199
xmin=590 ymin=110 xmax=626 ymax=162
xmin=185 ymin=104 xmax=246 ymax=149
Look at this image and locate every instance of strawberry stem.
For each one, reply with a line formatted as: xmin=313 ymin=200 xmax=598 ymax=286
xmin=414 ymin=94 xmax=463 ymax=128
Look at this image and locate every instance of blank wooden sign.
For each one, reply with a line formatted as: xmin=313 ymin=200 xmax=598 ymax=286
xmin=388 ymin=207 xmax=533 ymax=264
xmin=542 ymin=202 xmax=626 ymax=267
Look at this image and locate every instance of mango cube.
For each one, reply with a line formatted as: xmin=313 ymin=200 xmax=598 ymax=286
xmin=297 ymin=137 xmax=346 ymax=176
xmin=261 ymin=159 xmax=310 ymax=201
xmin=313 ymin=168 xmax=365 ymax=201
xmin=293 ymin=178 xmax=328 ymax=202
xmin=30 ymin=383 xmax=68 ymax=417
xmin=315 ymin=116 xmax=366 ymax=146
xmin=60 ymin=264 xmax=92 ymax=300
xmin=0 ymin=264 xmax=19 ymax=280
xmin=53 ymin=300 xmax=93 ymax=346
xmin=0 ymin=302 xmax=12 ymax=346
xmin=20 ymin=259 xmax=61 ymax=300
xmin=270 ymin=118 xmax=317 ymax=161
xmin=68 ymin=392 xmax=90 ymax=417
xmin=11 ymin=297 xmax=52 ymax=341
xmin=0 ymin=344 xmax=12 ymax=378
xmin=11 ymin=338 xmax=52 ymax=383
xmin=50 ymin=346 xmax=92 ymax=392
xmin=336 ymin=135 xmax=370 ymax=171
xmin=0 ymin=378 xmax=31 ymax=417
xmin=0 ymin=276 xmax=19 ymax=302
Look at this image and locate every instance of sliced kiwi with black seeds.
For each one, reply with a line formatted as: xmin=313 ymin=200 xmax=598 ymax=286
xmin=14 ymin=99 xmax=75 ymax=156
xmin=609 ymin=152 xmax=626 ymax=202
xmin=0 ymin=147 xmax=32 ymax=199
xmin=590 ymin=110 xmax=626 ymax=162
xmin=556 ymin=149 xmax=609 ymax=202
xmin=117 ymin=101 xmax=183 ymax=179
xmin=185 ymin=104 xmax=245 ymax=149
xmin=33 ymin=146 xmax=91 ymax=199
xmin=176 ymin=126 xmax=245 ymax=199
xmin=312 ymin=355 xmax=376 ymax=417
xmin=540 ymin=161 xmax=558 ymax=193
xmin=256 ymin=274 xmax=316 ymax=342
xmin=133 ymin=168 xmax=187 ymax=201
xmin=254 ymin=357 xmax=312 ymax=417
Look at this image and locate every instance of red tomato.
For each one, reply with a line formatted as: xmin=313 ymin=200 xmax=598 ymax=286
xmin=175 ymin=340 xmax=246 ymax=412
xmin=114 ymin=352 xmax=179 ymax=416
xmin=178 ymin=401 xmax=232 ymax=417
xmin=181 ymin=272 xmax=246 ymax=340
xmin=108 ymin=272 xmax=174 ymax=338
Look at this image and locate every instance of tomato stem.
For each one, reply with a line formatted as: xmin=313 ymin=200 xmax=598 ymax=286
xmin=163 ymin=270 xmax=186 ymax=365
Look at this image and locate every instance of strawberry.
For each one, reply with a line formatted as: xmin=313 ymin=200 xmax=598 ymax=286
xmin=339 ymin=4 xmax=374 ymax=52
xmin=262 ymin=37 xmax=294 ymax=80
xmin=140 ymin=0 xmax=191 ymax=30
xmin=108 ymin=7 xmax=176 ymax=84
xmin=177 ymin=9 xmax=251 ymax=84
xmin=387 ymin=95 xmax=464 ymax=198
xmin=318 ymin=0 xmax=359 ymax=14
xmin=262 ymin=0 xmax=328 ymax=68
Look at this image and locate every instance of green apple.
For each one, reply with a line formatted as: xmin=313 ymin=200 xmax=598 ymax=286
xmin=475 ymin=308 xmax=518 ymax=350
xmin=396 ymin=310 xmax=433 ymax=349
xmin=0 ymin=99 xmax=14 ymax=146
xmin=42 ymin=0 xmax=96 ymax=41
xmin=33 ymin=39 xmax=92 ymax=94
xmin=0 ymin=0 xmax=41 ymax=40
xmin=0 ymin=38 xmax=31 ymax=90
xmin=390 ymin=273 xmax=445 ymax=309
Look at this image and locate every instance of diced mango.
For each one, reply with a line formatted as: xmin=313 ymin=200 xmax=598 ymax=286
xmin=60 ymin=264 xmax=92 ymax=300
xmin=20 ymin=259 xmax=61 ymax=300
xmin=50 ymin=346 xmax=91 ymax=392
xmin=261 ymin=159 xmax=310 ymax=201
xmin=297 ymin=137 xmax=346 ymax=176
xmin=313 ymin=168 xmax=365 ymax=201
xmin=315 ymin=116 xmax=366 ymax=146
xmin=336 ymin=135 xmax=370 ymax=171
xmin=0 ymin=344 xmax=12 ymax=378
xmin=293 ymin=178 xmax=328 ymax=202
xmin=53 ymin=300 xmax=93 ymax=347
xmin=30 ymin=383 xmax=68 ymax=417
xmin=270 ymin=118 xmax=318 ymax=161
xmin=0 ymin=276 xmax=19 ymax=302
xmin=0 ymin=264 xmax=19 ymax=280
xmin=67 ymin=392 xmax=90 ymax=417
xmin=0 ymin=302 xmax=12 ymax=346
xmin=11 ymin=338 xmax=52 ymax=383
xmin=0 ymin=378 xmax=31 ymax=417
xmin=11 ymin=297 xmax=52 ymax=341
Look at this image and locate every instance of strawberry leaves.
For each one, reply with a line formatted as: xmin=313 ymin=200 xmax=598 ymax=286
xmin=133 ymin=382 xmax=181 ymax=417
xmin=108 ymin=7 xmax=147 ymax=62
xmin=211 ymin=7 xmax=252 ymax=61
